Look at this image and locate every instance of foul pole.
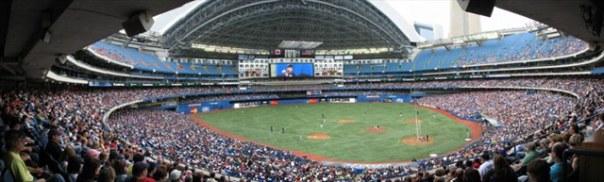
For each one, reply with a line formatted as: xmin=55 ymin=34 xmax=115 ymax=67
xmin=415 ymin=104 xmax=421 ymax=140
xmin=411 ymin=63 xmax=422 ymax=141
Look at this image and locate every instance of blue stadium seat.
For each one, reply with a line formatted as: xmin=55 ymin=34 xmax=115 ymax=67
xmin=88 ymin=42 xmax=238 ymax=77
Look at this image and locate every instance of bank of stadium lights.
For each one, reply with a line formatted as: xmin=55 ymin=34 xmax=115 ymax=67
xmin=191 ymin=43 xmax=270 ymax=55
xmin=418 ymin=31 xmax=502 ymax=49
xmin=192 ymin=43 xmax=393 ymax=55
xmin=315 ymin=47 xmax=392 ymax=55
xmin=278 ymin=40 xmax=323 ymax=49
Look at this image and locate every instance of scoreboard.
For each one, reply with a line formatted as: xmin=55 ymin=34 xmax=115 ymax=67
xmin=270 ymin=49 xmax=315 ymax=58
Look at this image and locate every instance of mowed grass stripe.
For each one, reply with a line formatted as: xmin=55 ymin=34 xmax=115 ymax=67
xmin=199 ymin=103 xmax=468 ymax=163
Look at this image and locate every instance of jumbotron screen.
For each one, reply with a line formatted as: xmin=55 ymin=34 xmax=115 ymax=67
xmin=270 ymin=63 xmax=314 ymax=78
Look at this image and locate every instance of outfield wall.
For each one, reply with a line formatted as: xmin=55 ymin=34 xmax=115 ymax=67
xmin=175 ymin=94 xmax=413 ymax=114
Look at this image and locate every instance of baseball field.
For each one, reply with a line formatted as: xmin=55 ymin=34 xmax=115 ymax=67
xmin=195 ymin=103 xmax=476 ymax=163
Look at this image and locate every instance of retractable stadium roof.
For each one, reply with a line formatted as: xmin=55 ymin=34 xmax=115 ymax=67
xmin=161 ymin=0 xmax=419 ymax=52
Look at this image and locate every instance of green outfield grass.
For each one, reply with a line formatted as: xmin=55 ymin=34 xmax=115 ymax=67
xmin=198 ymin=103 xmax=470 ymax=163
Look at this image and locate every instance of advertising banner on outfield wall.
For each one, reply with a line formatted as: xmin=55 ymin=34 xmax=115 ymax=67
xmin=278 ymin=99 xmax=311 ymax=105
xmin=177 ymin=95 xmax=411 ymax=114
xmin=270 ymin=100 xmax=279 ymax=106
xmin=357 ymin=94 xmax=412 ymax=103
xmin=176 ymin=101 xmax=232 ymax=114
xmin=357 ymin=95 xmax=382 ymax=102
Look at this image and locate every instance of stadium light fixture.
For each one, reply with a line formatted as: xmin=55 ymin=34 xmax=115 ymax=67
xmin=278 ymin=40 xmax=323 ymax=49
xmin=43 ymin=31 xmax=51 ymax=44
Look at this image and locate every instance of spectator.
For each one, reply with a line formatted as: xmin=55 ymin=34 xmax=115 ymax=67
xmin=527 ymin=159 xmax=551 ymax=182
xmin=97 ymin=166 xmax=116 ymax=182
xmin=464 ymin=168 xmax=481 ymax=182
xmin=464 ymin=160 xmax=481 ymax=182
xmin=152 ymin=165 xmax=168 ymax=182
xmin=549 ymin=143 xmax=569 ymax=182
xmin=5 ymin=130 xmax=44 ymax=182
xmin=77 ymin=157 xmax=101 ymax=182
xmin=44 ymin=129 xmax=68 ymax=180
xmin=483 ymin=155 xmax=517 ymax=182
xmin=192 ymin=171 xmax=203 ymax=182
xmin=522 ymin=142 xmax=539 ymax=166
xmin=513 ymin=142 xmax=539 ymax=172
xmin=66 ymin=147 xmax=82 ymax=182
xmin=132 ymin=162 xmax=155 ymax=182
xmin=112 ymin=160 xmax=129 ymax=182
xmin=568 ymin=134 xmax=583 ymax=147
xmin=169 ymin=169 xmax=181 ymax=182
xmin=479 ymin=152 xmax=494 ymax=179
xmin=472 ymin=158 xmax=482 ymax=169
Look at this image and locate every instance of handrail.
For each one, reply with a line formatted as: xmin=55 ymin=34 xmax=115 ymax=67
xmin=45 ymin=70 xmax=89 ymax=84
xmin=101 ymin=100 xmax=144 ymax=124
xmin=66 ymin=55 xmax=166 ymax=80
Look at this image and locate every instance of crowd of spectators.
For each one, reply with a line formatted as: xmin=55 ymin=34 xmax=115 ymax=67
xmin=417 ymin=91 xmax=575 ymax=127
xmin=456 ymin=35 xmax=587 ymax=65
xmin=1 ymin=77 xmax=603 ymax=182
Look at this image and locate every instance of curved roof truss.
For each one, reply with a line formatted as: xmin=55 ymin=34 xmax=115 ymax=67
xmin=162 ymin=0 xmax=412 ymax=51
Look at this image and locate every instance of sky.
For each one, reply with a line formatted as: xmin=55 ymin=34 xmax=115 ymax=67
xmin=150 ymin=0 xmax=535 ymax=39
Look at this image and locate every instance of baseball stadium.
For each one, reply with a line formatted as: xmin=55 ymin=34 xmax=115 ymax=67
xmin=1 ymin=0 xmax=604 ymax=182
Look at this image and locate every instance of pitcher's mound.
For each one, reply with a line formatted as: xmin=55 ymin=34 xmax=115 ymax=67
xmin=337 ymin=119 xmax=354 ymax=125
xmin=307 ymin=132 xmax=330 ymax=140
xmin=366 ymin=126 xmax=385 ymax=134
xmin=404 ymin=119 xmax=423 ymax=125
xmin=400 ymin=136 xmax=433 ymax=146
